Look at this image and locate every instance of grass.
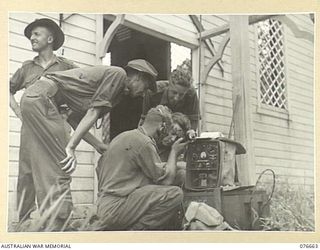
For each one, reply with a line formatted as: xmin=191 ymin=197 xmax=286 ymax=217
xmin=10 ymin=177 xmax=315 ymax=232
xmin=259 ymin=180 xmax=315 ymax=231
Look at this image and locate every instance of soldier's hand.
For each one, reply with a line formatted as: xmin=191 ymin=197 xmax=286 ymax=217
xmin=97 ymin=143 xmax=109 ymax=154
xmin=172 ymin=137 xmax=189 ymax=155
xmin=60 ymin=147 xmax=77 ymax=174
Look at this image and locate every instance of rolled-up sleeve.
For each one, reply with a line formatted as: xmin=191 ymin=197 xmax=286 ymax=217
xmin=89 ymin=67 xmax=127 ymax=116
xmin=135 ymin=141 xmax=167 ymax=183
xmin=10 ymin=67 xmax=24 ymax=94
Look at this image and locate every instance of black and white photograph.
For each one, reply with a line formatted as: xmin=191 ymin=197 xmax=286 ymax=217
xmin=6 ymin=10 xmax=316 ymax=237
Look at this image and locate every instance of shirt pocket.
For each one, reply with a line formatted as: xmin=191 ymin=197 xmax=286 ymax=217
xmin=24 ymin=82 xmax=44 ymax=97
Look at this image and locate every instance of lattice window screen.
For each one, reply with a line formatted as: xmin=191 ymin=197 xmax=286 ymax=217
xmin=257 ymin=19 xmax=287 ymax=110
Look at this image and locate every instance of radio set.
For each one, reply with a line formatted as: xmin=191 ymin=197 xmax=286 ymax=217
xmin=185 ymin=137 xmax=246 ymax=190
xmin=183 ymin=136 xmax=270 ymax=230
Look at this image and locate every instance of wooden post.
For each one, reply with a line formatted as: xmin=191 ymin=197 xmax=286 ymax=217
xmin=192 ymin=42 xmax=206 ymax=134
xmin=229 ymin=15 xmax=255 ymax=185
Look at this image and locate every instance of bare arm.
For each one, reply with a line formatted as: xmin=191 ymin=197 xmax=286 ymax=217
xmin=67 ymin=115 xmax=108 ymax=155
xmin=160 ymin=138 xmax=188 ymax=185
xmin=10 ymin=93 xmax=23 ymax=121
xmin=61 ymin=107 xmax=108 ymax=173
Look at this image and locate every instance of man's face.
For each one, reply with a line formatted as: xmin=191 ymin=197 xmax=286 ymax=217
xmin=30 ymin=26 xmax=54 ymax=52
xmin=125 ymin=74 xmax=148 ymax=98
xmin=167 ymin=83 xmax=189 ymax=107
xmin=161 ymin=122 xmax=184 ymax=147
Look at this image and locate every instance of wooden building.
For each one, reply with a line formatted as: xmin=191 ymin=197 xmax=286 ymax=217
xmin=8 ymin=13 xmax=314 ymax=223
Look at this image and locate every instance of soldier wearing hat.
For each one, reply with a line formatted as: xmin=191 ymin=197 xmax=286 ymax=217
xmin=9 ymin=18 xmax=77 ymax=224
xmin=19 ymin=58 xmax=158 ymax=230
xmin=109 ymin=59 xmax=158 ymax=140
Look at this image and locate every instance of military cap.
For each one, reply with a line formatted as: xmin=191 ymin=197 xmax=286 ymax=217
xmin=24 ymin=18 xmax=65 ymax=51
xmin=126 ymin=59 xmax=158 ymax=92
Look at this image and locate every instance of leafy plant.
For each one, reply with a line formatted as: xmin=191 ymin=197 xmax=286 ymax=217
xmin=260 ymin=180 xmax=314 ymax=231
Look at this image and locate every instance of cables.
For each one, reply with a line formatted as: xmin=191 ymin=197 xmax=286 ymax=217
xmin=250 ymin=168 xmax=276 ymax=210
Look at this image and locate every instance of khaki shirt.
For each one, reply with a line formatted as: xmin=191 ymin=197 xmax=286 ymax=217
xmin=10 ymin=55 xmax=77 ymax=95
xmin=45 ymin=66 xmax=127 ymax=118
xmin=96 ymin=127 xmax=167 ymax=197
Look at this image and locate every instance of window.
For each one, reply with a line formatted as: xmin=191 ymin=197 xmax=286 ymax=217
xmin=257 ymin=19 xmax=287 ymax=111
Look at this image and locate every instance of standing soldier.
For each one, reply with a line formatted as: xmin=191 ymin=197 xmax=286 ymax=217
xmin=9 ymin=18 xmax=77 ymax=224
xmin=19 ymin=59 xmax=158 ymax=230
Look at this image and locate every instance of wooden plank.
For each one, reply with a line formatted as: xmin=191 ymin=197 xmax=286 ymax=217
xmin=8 ymin=192 xmax=18 ymax=223
xmin=206 ymin=123 xmax=230 ymax=135
xmin=229 ymin=15 xmax=255 ymax=185
xmin=8 ymin=176 xmax=17 ymax=192
xmin=59 ymin=46 xmax=96 ymax=66
xmin=288 ymin=63 xmax=314 ymax=81
xmin=290 ymin=102 xmax=314 ymax=114
xmin=70 ymin=177 xmax=94 ymax=191
xmin=200 ymin=15 xmax=229 ymax=28
xmin=105 ymin=14 xmax=199 ymax=49
xmin=287 ymin=47 xmax=314 ymax=66
xmin=206 ymin=75 xmax=233 ymax=90
xmin=253 ymin=113 xmax=313 ymax=132
xmin=61 ymin=23 xmax=96 ymax=43
xmin=255 ymin=168 xmax=313 ymax=182
xmin=9 ymin=60 xmax=23 ymax=75
xmin=9 ymin=13 xmax=55 ymax=25
xmin=10 ymin=13 xmax=96 ymax=42
xmin=200 ymin=15 xmax=280 ymax=40
xmin=61 ymin=14 xmax=96 ymax=31
xmin=253 ymin=123 xmax=313 ymax=140
xmin=254 ymin=130 xmax=313 ymax=148
xmin=285 ymin=32 xmax=314 ymax=52
xmin=289 ymin=115 xmax=314 ymax=127
xmin=290 ymin=85 xmax=314 ymax=99
xmin=288 ymin=14 xmax=314 ymax=31
xmin=206 ymin=67 xmax=232 ymax=82
xmin=9 ymin=32 xmax=30 ymax=50
xmin=205 ymin=112 xmax=232 ymax=127
xmin=254 ymin=139 xmax=313 ymax=155
xmin=254 ymin=148 xmax=313 ymax=163
xmin=9 ymin=118 xmax=22 ymax=132
xmin=287 ymin=38 xmax=314 ymax=58
xmin=62 ymin=35 xmax=96 ymax=54
xmin=8 ymin=162 xmax=19 ymax=177
xmin=150 ymin=15 xmax=197 ymax=33
xmin=206 ymin=83 xmax=233 ymax=97
xmin=205 ymin=102 xmax=233 ymax=117
xmin=9 ymin=46 xmax=38 ymax=63
xmin=205 ymin=93 xmax=233 ymax=108
xmin=255 ymin=156 xmax=314 ymax=171
xmin=71 ymin=191 xmax=94 ymax=204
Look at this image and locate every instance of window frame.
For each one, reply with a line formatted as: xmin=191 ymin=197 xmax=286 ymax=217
xmin=254 ymin=18 xmax=291 ymax=121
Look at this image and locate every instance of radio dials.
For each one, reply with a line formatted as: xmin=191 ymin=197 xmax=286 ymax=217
xmin=207 ymin=144 xmax=216 ymax=153
xmin=200 ymin=151 xmax=207 ymax=159
xmin=192 ymin=153 xmax=198 ymax=161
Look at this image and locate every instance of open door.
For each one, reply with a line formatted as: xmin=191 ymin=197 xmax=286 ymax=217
xmin=104 ymin=20 xmax=171 ymax=140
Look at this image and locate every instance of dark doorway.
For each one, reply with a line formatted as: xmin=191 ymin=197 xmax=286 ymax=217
xmin=104 ymin=19 xmax=171 ymax=140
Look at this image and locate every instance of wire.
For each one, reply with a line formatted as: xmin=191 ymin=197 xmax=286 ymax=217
xmin=250 ymin=168 xmax=276 ymax=209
